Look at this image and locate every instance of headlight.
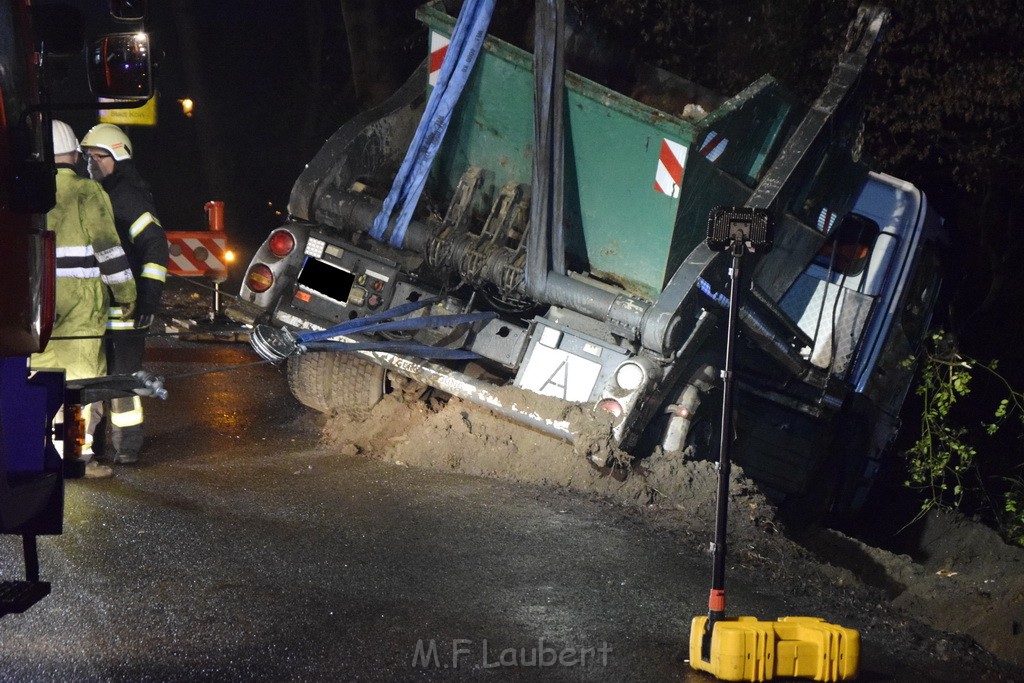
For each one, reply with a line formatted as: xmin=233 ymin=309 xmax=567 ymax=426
xmin=615 ymin=362 xmax=645 ymax=391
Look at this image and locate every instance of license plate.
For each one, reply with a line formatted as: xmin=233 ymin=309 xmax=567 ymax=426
xmin=518 ymin=344 xmax=602 ymax=403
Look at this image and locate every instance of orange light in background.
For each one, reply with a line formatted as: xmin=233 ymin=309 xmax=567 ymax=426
xmin=179 ymin=98 xmax=194 ymax=117
xmin=224 ymin=250 xmax=236 ymax=263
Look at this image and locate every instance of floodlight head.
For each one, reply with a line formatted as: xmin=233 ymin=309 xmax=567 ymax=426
xmin=706 ymin=207 xmax=774 ymax=254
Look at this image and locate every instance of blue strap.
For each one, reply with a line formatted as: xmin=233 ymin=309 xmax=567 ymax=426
xmin=370 ymin=0 xmax=496 ymax=249
xmin=321 ymin=310 xmax=496 ymax=339
xmin=295 ymin=297 xmax=496 ymax=345
xmin=293 ymin=296 xmax=497 ymax=358
xmin=295 ymin=297 xmax=439 ymax=343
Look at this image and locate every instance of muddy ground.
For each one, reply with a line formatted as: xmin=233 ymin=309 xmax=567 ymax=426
xmin=321 ymin=392 xmax=1024 ymax=671
xmin=162 ymin=280 xmax=1024 ymax=671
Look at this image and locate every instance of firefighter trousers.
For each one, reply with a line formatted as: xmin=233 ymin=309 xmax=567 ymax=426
xmin=104 ymin=328 xmax=147 ymax=458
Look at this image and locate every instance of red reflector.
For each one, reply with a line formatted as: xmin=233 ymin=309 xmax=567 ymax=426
xmin=40 ymin=231 xmax=56 ymax=349
xmin=295 ymin=290 xmax=311 ymax=303
xmin=267 ymin=229 xmax=296 ymax=258
xmin=596 ymin=398 xmax=623 ymax=418
xmin=246 ymin=264 xmax=274 ymax=293
xmin=64 ymin=403 xmax=85 ymax=460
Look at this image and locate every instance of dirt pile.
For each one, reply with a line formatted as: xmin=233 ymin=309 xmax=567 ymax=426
xmin=885 ymin=512 xmax=1023 ymax=666
xmin=322 ymin=394 xmax=778 ymax=541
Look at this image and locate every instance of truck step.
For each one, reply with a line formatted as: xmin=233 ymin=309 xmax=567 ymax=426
xmin=0 ymin=580 xmax=50 ymax=616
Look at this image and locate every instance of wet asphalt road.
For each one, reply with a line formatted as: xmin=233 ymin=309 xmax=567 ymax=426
xmin=0 ymin=339 xmax=997 ymax=681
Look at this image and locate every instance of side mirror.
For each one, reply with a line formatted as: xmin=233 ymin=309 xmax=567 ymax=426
xmin=110 ymin=0 xmax=147 ymax=22
xmin=87 ymin=32 xmax=152 ymax=100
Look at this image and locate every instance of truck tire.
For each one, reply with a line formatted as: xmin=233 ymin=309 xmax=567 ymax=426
xmin=286 ymin=352 xmax=385 ymax=416
xmin=779 ymin=402 xmax=876 ymax=529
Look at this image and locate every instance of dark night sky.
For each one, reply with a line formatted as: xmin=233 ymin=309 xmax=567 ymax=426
xmin=40 ymin=1 xmax=1024 ymax=376
xmin=45 ymin=1 xmax=388 ymax=281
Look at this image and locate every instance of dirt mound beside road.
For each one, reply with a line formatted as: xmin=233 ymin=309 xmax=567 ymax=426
xmin=323 ymin=395 xmax=778 ymax=540
xmin=323 ymin=395 xmax=1024 ymax=670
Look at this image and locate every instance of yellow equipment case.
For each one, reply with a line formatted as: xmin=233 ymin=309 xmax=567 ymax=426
xmin=689 ymin=615 xmax=860 ymax=682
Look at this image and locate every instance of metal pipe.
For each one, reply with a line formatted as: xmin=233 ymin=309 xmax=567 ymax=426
xmin=353 ymin=347 xmax=576 ymax=442
xmin=315 ymin=189 xmax=652 ymax=340
xmin=702 ymin=246 xmax=743 ymax=662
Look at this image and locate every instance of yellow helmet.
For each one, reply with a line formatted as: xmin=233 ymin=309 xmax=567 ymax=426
xmin=80 ymin=123 xmax=132 ymax=161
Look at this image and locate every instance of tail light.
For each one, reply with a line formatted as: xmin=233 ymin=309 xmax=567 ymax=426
xmin=596 ymin=398 xmax=623 ymax=418
xmin=246 ymin=264 xmax=274 ymax=293
xmin=267 ymin=229 xmax=296 ymax=258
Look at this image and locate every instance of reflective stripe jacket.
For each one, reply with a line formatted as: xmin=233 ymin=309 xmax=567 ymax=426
xmin=101 ymin=161 xmax=169 ymax=319
xmin=30 ymin=167 xmax=136 ymax=379
xmin=51 ymin=167 xmax=137 ymax=312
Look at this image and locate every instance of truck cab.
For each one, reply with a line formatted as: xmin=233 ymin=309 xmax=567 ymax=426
xmin=0 ymin=0 xmax=154 ymax=615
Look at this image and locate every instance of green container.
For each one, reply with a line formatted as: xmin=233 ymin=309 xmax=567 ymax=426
xmin=416 ymin=2 xmax=818 ymax=301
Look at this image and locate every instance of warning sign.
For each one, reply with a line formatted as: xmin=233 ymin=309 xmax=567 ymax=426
xmin=699 ymin=131 xmax=728 ymax=161
xmin=166 ymin=231 xmax=228 ymax=278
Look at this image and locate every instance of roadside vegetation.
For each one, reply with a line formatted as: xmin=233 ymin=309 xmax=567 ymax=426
xmin=904 ymin=332 xmax=1024 ymax=545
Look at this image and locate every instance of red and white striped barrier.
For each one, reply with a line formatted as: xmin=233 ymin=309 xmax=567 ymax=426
xmin=165 ymin=201 xmax=232 ymax=279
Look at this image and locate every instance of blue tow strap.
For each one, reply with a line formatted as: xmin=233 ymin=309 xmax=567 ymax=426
xmin=294 ymin=297 xmax=441 ymax=344
xmin=293 ymin=296 xmax=496 ymax=361
xmin=370 ymin=0 xmax=496 ymax=249
xmin=251 ymin=297 xmax=497 ymax=363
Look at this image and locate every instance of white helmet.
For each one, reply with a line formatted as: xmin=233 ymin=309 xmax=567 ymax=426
xmin=52 ymin=120 xmax=79 ymax=156
xmin=80 ymin=123 xmax=132 ymax=161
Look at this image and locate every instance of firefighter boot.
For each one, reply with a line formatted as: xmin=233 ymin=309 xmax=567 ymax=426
xmin=110 ymin=396 xmax=143 ymax=465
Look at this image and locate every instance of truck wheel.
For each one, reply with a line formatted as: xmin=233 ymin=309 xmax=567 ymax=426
xmin=286 ymin=352 xmax=385 ymax=416
xmin=780 ymin=405 xmax=874 ymax=529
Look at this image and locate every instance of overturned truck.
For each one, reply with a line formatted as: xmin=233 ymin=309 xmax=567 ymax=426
xmin=232 ymin=0 xmax=942 ymax=520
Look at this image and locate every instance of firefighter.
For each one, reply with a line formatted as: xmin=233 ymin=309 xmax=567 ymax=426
xmin=31 ymin=120 xmax=137 ymax=478
xmin=80 ymin=123 xmax=168 ymax=465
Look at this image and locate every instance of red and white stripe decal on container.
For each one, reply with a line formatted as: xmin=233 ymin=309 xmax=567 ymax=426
xmin=429 ymin=32 xmax=451 ymax=87
xmin=653 ymin=138 xmax=688 ymax=198
xmin=817 ymin=207 xmax=839 ymax=233
xmin=699 ymin=131 xmax=728 ymax=161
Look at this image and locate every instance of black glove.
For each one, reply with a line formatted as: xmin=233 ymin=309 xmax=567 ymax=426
xmin=135 ymin=313 xmax=154 ymax=329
